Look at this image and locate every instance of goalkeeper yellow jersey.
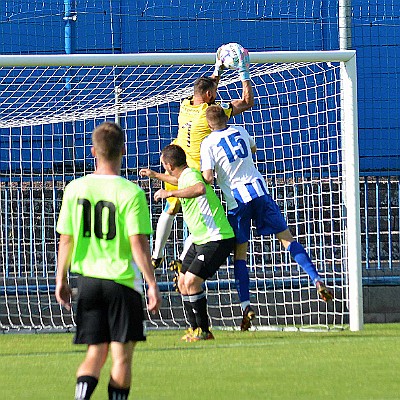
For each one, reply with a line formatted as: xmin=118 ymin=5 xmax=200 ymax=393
xmin=173 ymin=97 xmax=233 ymax=170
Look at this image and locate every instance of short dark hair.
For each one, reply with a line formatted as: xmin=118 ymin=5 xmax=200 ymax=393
xmin=161 ymin=144 xmax=187 ymax=168
xmin=193 ymin=76 xmax=217 ymax=96
xmin=92 ymin=122 xmax=124 ymax=161
xmin=205 ymin=104 xmax=228 ymax=125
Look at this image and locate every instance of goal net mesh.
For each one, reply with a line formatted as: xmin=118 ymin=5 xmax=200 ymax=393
xmin=0 ymin=57 xmax=349 ymax=332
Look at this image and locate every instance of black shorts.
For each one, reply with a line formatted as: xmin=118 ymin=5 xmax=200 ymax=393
xmin=73 ymin=275 xmax=146 ymax=345
xmin=181 ymin=237 xmax=235 ymax=280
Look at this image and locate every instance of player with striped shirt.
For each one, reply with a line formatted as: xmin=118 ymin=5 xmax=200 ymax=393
xmin=201 ymin=105 xmax=333 ymax=331
xmin=55 ymin=122 xmax=161 ymax=400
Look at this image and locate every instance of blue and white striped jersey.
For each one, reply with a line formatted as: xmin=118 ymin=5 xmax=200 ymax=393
xmin=200 ymin=125 xmax=269 ymax=210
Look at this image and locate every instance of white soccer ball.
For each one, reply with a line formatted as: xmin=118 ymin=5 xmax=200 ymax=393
xmin=218 ymin=43 xmax=246 ymax=70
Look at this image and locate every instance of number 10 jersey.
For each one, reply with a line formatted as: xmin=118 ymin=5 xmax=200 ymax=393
xmin=56 ymin=174 xmax=152 ymax=291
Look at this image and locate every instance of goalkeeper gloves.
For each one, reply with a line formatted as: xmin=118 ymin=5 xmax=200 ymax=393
xmin=238 ymin=47 xmax=250 ymax=81
xmin=213 ymin=45 xmax=225 ymax=77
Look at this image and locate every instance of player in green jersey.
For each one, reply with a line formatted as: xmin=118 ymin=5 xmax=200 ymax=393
xmin=145 ymin=144 xmax=235 ymax=341
xmin=56 ymin=122 xmax=161 ymax=400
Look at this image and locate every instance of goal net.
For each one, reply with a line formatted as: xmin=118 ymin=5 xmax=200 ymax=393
xmin=0 ymin=51 xmax=362 ymax=332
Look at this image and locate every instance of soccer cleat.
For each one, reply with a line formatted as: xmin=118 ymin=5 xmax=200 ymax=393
xmin=172 ymin=276 xmax=180 ymax=293
xmin=240 ymin=305 xmax=256 ymax=331
xmin=151 ymin=257 xmax=164 ymax=269
xmin=169 ymin=259 xmax=182 ymax=274
xmin=316 ymin=281 xmax=334 ymax=302
xmin=169 ymin=259 xmax=182 ymax=292
xmin=181 ymin=327 xmax=195 ymax=341
xmin=188 ymin=327 xmax=215 ymax=342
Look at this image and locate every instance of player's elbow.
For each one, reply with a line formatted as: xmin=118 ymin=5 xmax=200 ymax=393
xmin=202 ymin=171 xmax=214 ymax=184
xmin=246 ymin=95 xmax=255 ymax=109
xmin=196 ymin=183 xmax=207 ymax=196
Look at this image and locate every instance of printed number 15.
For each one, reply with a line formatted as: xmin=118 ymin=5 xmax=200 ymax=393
xmin=217 ymin=132 xmax=248 ymax=162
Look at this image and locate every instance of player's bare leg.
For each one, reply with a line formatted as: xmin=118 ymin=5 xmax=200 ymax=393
xmin=76 ymin=343 xmax=108 ymax=379
xmin=75 ymin=343 xmax=108 ymax=399
xmin=109 ymin=341 xmax=135 ymax=387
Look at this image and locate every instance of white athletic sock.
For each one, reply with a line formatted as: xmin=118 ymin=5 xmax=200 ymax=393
xmin=179 ymin=234 xmax=193 ymax=261
xmin=152 ymin=211 xmax=175 ymax=259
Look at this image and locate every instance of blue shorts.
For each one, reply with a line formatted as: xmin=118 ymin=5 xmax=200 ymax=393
xmin=227 ymin=194 xmax=288 ymax=244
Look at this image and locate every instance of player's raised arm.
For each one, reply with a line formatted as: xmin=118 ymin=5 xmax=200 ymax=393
xmin=211 ymin=44 xmax=224 ymax=83
xmin=139 ymin=168 xmax=179 ymax=186
xmin=231 ymin=79 xmax=254 ymax=116
xmin=154 ymin=182 xmax=206 ymax=202
xmin=213 ymin=43 xmax=254 ymax=116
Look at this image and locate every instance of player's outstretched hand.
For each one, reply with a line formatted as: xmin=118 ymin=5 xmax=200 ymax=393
xmin=154 ymin=188 xmax=170 ymax=202
xmin=139 ymin=168 xmax=157 ymax=179
xmin=238 ymin=47 xmax=250 ymax=81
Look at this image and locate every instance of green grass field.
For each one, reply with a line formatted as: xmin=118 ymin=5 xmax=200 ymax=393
xmin=1 ymin=323 xmax=399 ymax=399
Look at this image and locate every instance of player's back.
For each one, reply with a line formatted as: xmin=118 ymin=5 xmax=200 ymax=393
xmin=201 ymin=125 xmax=268 ymax=209
xmin=56 ymin=174 xmax=152 ymax=288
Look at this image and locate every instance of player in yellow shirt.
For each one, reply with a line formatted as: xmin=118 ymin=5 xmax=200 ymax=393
xmin=140 ymin=44 xmax=254 ymax=269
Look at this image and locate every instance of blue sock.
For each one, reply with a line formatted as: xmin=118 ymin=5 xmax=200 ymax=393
xmin=288 ymin=241 xmax=320 ymax=284
xmin=234 ymin=259 xmax=250 ymax=302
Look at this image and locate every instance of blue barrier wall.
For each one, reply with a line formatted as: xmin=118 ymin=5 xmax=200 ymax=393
xmin=0 ymin=0 xmax=399 ymax=175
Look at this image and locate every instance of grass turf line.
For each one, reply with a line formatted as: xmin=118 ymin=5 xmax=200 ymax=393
xmin=0 ymin=323 xmax=399 ymax=399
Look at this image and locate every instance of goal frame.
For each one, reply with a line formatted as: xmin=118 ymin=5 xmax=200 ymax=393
xmin=0 ymin=50 xmax=362 ymax=331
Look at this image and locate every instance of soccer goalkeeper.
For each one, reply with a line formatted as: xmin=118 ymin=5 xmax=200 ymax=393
xmin=201 ymin=105 xmax=334 ymax=331
xmin=141 ymin=43 xmax=253 ymax=270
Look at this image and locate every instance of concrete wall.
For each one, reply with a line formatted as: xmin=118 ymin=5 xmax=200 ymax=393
xmin=363 ymin=285 xmax=400 ymax=323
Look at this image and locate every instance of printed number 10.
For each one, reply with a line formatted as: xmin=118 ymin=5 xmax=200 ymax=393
xmin=78 ymin=198 xmax=116 ymax=240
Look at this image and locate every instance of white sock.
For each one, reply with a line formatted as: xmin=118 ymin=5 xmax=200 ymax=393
xmin=180 ymin=234 xmax=193 ymax=261
xmin=152 ymin=211 xmax=175 ymax=259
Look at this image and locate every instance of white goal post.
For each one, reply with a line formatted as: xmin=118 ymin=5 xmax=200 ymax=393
xmin=0 ymin=50 xmax=362 ymax=332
